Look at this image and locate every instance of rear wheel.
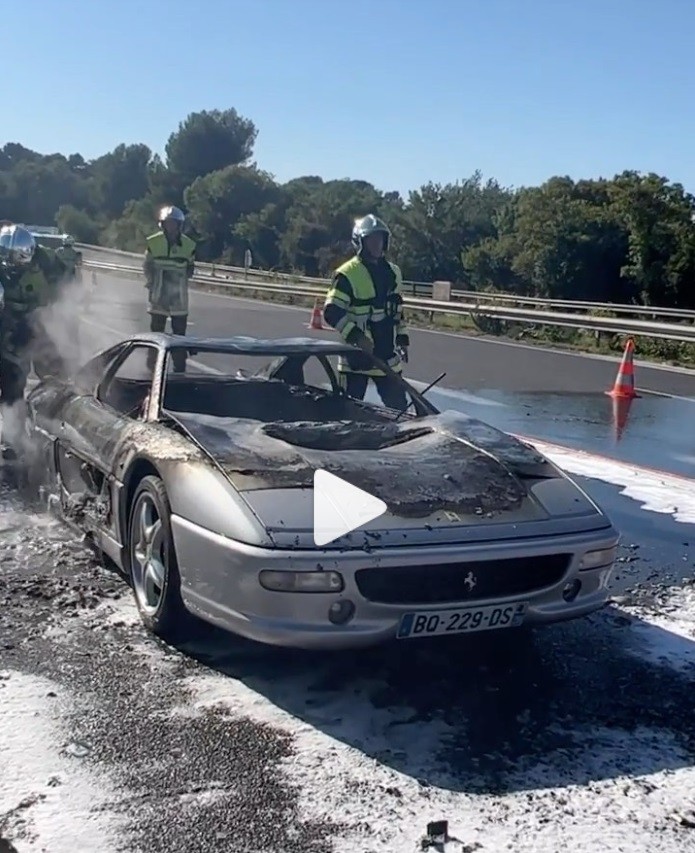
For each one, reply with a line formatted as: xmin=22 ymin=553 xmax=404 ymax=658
xmin=127 ymin=474 xmax=189 ymax=641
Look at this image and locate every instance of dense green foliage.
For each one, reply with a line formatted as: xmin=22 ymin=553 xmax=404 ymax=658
xmin=2 ymin=107 xmax=695 ymax=310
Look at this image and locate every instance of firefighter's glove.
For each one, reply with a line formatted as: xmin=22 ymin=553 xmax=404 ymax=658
xmin=396 ymin=334 xmax=409 ymax=364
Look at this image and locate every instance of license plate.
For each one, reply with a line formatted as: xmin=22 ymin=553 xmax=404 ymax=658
xmin=396 ymin=602 xmax=527 ymax=639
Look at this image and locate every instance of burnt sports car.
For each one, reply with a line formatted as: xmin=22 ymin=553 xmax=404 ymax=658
xmin=24 ymin=333 xmax=620 ymax=649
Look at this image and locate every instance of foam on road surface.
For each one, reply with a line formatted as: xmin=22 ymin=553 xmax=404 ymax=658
xmin=0 ymin=501 xmax=693 ymax=852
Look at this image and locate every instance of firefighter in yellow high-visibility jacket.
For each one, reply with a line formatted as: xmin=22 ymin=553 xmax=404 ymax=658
xmin=143 ymin=205 xmax=196 ymax=372
xmin=323 ymin=214 xmax=409 ymax=409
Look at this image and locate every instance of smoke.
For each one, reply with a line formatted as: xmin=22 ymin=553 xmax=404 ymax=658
xmin=32 ymin=272 xmax=97 ymax=379
xmin=1 ymin=398 xmax=32 ymax=458
xmin=0 ymin=271 xmax=98 ymax=463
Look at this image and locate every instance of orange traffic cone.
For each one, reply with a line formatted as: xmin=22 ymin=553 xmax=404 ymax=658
xmin=306 ymin=297 xmax=326 ymax=330
xmin=606 ymin=338 xmax=640 ymax=399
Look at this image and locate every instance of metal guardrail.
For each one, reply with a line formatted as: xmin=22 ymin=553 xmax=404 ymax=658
xmin=77 ymin=243 xmax=434 ymax=295
xmin=77 ymin=243 xmax=695 ymax=324
xmin=82 ymin=257 xmax=695 ymax=346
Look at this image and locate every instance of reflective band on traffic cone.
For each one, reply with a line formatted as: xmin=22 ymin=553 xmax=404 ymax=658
xmin=605 ymin=338 xmax=640 ymax=399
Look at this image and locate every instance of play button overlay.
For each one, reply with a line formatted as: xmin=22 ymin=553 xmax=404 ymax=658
xmin=313 ymin=469 xmax=387 ymax=547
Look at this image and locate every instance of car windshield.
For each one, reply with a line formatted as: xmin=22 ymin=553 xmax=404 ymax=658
xmin=164 ymin=347 xmax=333 ymax=385
xmin=159 ymin=345 xmax=427 ymax=422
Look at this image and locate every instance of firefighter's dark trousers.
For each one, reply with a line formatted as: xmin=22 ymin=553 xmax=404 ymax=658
xmin=0 ymin=312 xmax=65 ymax=403
xmin=149 ymin=313 xmax=188 ymax=372
xmin=342 ymin=372 xmax=408 ymax=411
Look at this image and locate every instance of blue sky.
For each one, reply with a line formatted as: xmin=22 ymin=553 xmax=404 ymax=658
xmin=5 ymin=0 xmax=695 ymax=196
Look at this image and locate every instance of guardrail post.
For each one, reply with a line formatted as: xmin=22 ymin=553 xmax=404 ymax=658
xmin=431 ymin=281 xmax=452 ymax=322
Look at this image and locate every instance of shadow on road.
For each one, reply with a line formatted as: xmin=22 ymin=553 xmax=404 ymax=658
xmin=175 ymin=596 xmax=695 ymax=797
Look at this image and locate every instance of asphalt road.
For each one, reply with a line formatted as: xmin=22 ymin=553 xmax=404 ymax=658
xmin=80 ymin=258 xmax=695 ymax=398
xmin=79 ymin=269 xmax=695 ymax=477
xmin=0 ymin=269 xmax=694 ymax=853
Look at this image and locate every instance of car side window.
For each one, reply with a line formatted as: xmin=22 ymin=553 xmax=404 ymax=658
xmin=267 ymin=354 xmax=337 ymax=393
xmin=97 ymin=345 xmax=158 ymax=418
xmin=74 ymin=349 xmax=123 ymax=394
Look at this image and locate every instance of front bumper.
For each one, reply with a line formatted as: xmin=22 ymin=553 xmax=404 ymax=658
xmin=171 ymin=515 xmax=620 ymax=650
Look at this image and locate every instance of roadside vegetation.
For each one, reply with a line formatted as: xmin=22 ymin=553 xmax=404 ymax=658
xmin=2 ymin=107 xmax=695 ymax=366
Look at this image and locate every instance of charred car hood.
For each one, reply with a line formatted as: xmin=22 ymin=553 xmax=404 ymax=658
xmin=172 ymin=408 xmax=609 ymax=548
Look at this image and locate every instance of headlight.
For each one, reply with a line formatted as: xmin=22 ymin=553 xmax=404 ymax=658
xmin=259 ymin=570 xmax=344 ymax=593
xmin=579 ymin=547 xmax=617 ymax=570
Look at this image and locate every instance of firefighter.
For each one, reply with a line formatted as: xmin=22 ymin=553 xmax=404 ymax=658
xmin=323 ymin=214 xmax=410 ymax=410
xmin=143 ymin=206 xmax=196 ymax=372
xmin=56 ymin=235 xmax=82 ymax=283
xmin=0 ymin=224 xmax=67 ymax=457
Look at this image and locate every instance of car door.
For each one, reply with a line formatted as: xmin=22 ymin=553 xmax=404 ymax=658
xmin=55 ymin=342 xmax=160 ymax=534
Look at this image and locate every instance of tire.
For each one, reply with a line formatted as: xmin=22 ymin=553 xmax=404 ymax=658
xmin=127 ymin=474 xmax=190 ymax=641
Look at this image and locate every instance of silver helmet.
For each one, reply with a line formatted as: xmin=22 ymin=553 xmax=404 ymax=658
xmin=0 ymin=224 xmax=36 ymax=267
xmin=158 ymin=205 xmax=185 ymax=228
xmin=351 ymin=214 xmax=391 ymax=253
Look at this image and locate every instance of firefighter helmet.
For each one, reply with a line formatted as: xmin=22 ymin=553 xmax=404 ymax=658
xmin=0 ymin=224 xmax=36 ymax=267
xmin=351 ymin=214 xmax=391 ymax=253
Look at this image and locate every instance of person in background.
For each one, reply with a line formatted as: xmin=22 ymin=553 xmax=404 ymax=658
xmin=0 ymin=224 xmax=67 ymax=457
xmin=323 ymin=214 xmax=410 ymax=409
xmin=143 ymin=206 xmax=196 ymax=372
xmin=56 ymin=235 xmax=82 ymax=283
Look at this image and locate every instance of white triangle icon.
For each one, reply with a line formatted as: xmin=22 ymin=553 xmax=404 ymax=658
xmin=313 ymin=469 xmax=387 ymax=547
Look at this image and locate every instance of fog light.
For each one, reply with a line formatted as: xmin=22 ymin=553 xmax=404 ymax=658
xmin=259 ymin=570 xmax=344 ymax=593
xmin=562 ymin=579 xmax=582 ymax=602
xmin=579 ymin=547 xmax=617 ymax=570
xmin=328 ymin=600 xmax=355 ymax=625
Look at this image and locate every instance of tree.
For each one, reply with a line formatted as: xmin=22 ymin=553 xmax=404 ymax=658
xmin=2 ymin=108 xmax=695 ymax=317
xmin=184 ymin=164 xmax=280 ymax=262
xmin=397 ymin=174 xmax=511 ymax=282
xmin=608 ymin=171 xmax=695 ymax=307
xmin=55 ymin=204 xmax=102 ymax=244
xmin=100 ymin=197 xmax=160 ymax=254
xmin=91 ymin=143 xmax=153 ymax=218
xmin=165 ymin=108 xmax=258 ymax=189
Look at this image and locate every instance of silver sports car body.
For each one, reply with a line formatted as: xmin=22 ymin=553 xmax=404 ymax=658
xmin=25 ymin=333 xmax=620 ymax=649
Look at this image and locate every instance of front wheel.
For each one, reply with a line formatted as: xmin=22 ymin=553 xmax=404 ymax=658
xmin=127 ymin=474 xmax=190 ymax=641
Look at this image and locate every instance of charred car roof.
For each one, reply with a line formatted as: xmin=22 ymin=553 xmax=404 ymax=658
xmin=124 ymin=333 xmax=360 ymax=356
